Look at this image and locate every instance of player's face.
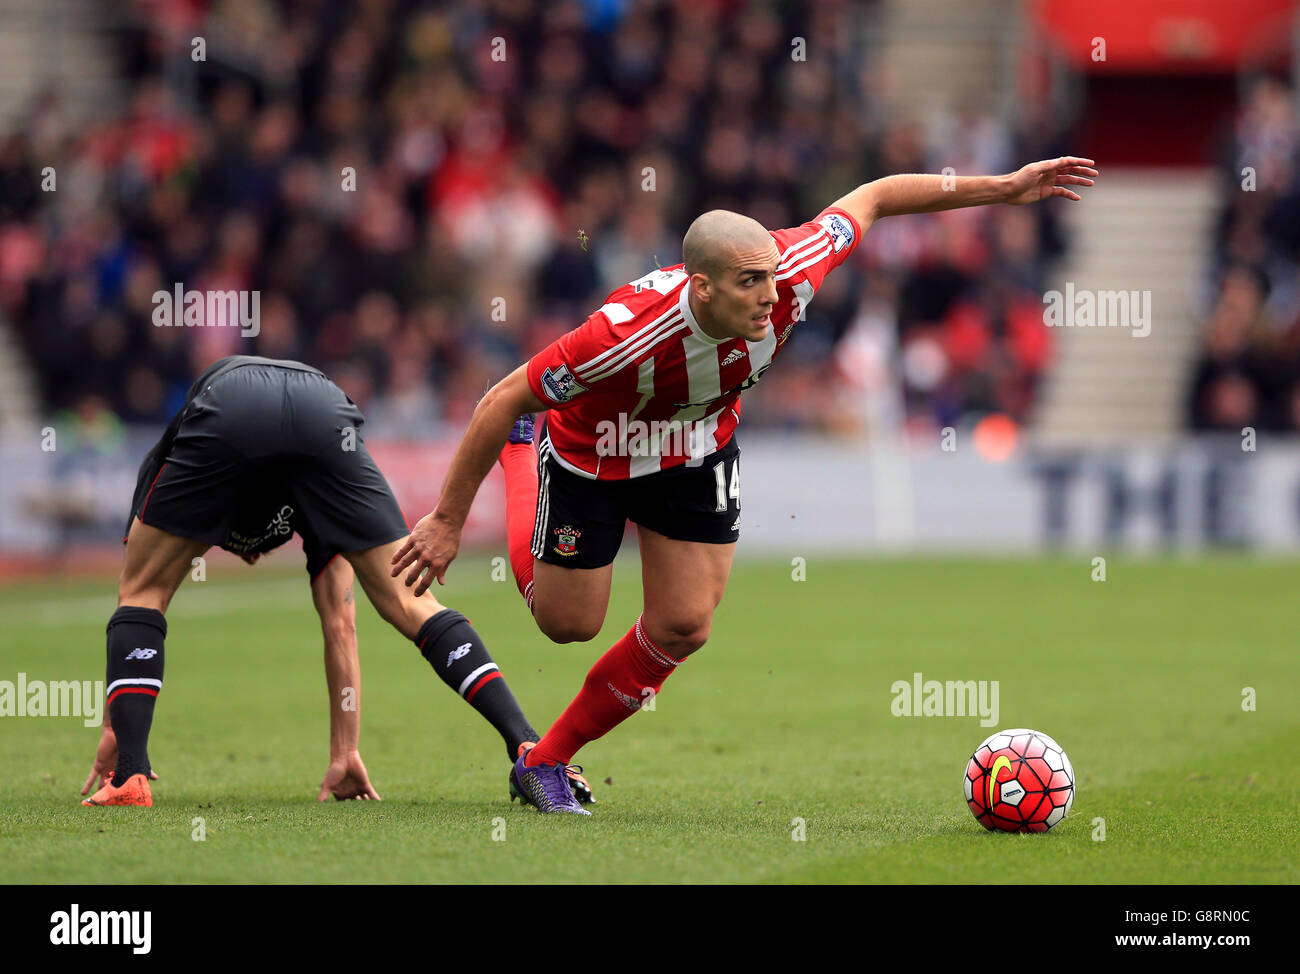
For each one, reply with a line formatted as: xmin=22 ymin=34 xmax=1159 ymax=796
xmin=716 ymin=242 xmax=781 ymax=341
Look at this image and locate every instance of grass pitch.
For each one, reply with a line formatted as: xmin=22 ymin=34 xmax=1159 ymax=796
xmin=0 ymin=554 xmax=1295 ymax=884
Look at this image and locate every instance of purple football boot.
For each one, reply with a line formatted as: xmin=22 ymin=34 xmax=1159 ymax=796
xmin=509 ymin=751 xmax=591 ymax=815
xmin=507 ymin=413 xmax=535 ymax=445
xmin=513 ymin=742 xmax=594 ymax=804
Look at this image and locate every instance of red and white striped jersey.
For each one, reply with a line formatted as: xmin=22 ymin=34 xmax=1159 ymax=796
xmin=526 ymin=206 xmax=861 ymax=479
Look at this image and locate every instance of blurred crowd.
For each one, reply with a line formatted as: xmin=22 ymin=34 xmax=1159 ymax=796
xmin=0 ymin=0 xmax=1074 ymax=443
xmin=1194 ymin=76 xmax=1300 ymax=432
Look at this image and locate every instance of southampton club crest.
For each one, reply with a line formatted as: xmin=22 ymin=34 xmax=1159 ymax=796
xmin=553 ymin=525 xmax=581 ymax=557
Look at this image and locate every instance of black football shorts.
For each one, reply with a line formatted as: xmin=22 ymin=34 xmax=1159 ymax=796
xmin=127 ymin=358 xmax=409 ymax=577
xmin=531 ymin=428 xmax=741 ymax=569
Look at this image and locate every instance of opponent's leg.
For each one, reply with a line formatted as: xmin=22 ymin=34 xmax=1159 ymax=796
xmin=341 ymin=540 xmax=440 ymax=640
xmin=524 ymin=529 xmax=734 ymax=769
xmin=117 ymin=518 xmax=212 ymax=613
xmin=84 ymin=518 xmax=209 ymax=806
xmin=343 ymin=540 xmax=541 ymax=760
xmin=282 ymin=363 xmax=574 ymax=778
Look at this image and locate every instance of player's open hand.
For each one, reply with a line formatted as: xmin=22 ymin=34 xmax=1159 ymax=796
xmin=390 ymin=511 xmax=461 ymax=596
xmin=1004 ymin=157 xmax=1098 ymax=205
xmin=317 ymin=750 xmax=380 ymax=801
xmin=80 ymin=726 xmax=158 ymax=795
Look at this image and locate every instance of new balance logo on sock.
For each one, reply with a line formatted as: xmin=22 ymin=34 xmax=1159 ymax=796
xmin=721 ymin=349 xmax=747 ymax=367
xmin=125 ymin=648 xmax=157 ymax=660
xmin=607 ymin=683 xmax=641 ymax=711
xmin=446 ymin=643 xmax=472 ymax=668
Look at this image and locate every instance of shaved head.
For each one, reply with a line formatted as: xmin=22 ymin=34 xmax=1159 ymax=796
xmin=680 ymin=208 xmax=781 ymax=342
xmin=682 ymin=209 xmax=773 ymax=279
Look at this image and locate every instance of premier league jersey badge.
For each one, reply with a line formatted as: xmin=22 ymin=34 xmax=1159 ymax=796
xmin=818 ymin=212 xmax=854 ymax=253
xmin=540 ymin=365 xmax=586 ymax=404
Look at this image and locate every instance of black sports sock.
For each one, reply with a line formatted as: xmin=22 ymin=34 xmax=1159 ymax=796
xmin=415 ymin=610 xmax=538 ymax=760
xmin=105 ymin=605 xmax=167 ymax=782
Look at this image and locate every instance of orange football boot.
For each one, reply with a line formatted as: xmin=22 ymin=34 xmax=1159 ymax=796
xmin=82 ymin=772 xmax=153 ymax=807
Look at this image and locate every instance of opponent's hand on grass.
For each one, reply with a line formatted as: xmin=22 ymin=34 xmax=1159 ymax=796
xmin=80 ymin=726 xmax=158 ymax=795
xmin=318 ymin=750 xmax=380 ymax=801
xmin=390 ymin=511 xmax=461 ymax=596
xmin=1004 ymin=156 xmax=1098 ymax=205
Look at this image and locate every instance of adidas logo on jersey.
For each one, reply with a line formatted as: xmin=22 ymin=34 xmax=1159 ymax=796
xmin=125 ymin=648 xmax=157 ymax=661
xmin=446 ymin=643 xmax=473 ymax=668
xmin=721 ymin=349 xmax=747 ymax=367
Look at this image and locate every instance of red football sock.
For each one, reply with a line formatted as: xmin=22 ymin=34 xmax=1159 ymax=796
xmin=526 ymin=616 xmax=683 ymax=767
xmin=497 ymin=441 xmax=538 ymax=611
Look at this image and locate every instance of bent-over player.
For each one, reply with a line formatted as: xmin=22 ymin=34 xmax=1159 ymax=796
xmin=82 ymin=355 xmax=591 ymax=806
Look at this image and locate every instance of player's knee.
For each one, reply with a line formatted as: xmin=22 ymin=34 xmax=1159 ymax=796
xmin=650 ymin=615 xmax=712 ymax=657
xmin=535 ymin=611 xmax=602 ymax=645
xmin=538 ymin=621 xmax=602 ymax=645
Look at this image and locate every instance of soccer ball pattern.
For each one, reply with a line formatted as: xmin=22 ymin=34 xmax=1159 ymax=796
xmin=964 ymin=728 xmax=1074 ymax=833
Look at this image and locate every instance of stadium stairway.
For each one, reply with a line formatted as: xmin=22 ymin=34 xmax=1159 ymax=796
xmin=874 ymin=0 xmax=1018 ymax=119
xmin=873 ymin=0 xmax=1219 ymax=442
xmin=0 ymin=0 xmax=123 ymax=432
xmin=1031 ymin=168 xmax=1219 ymax=442
xmin=0 ymin=0 xmax=122 ymax=128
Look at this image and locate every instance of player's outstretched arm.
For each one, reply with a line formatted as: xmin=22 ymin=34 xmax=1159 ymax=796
xmin=311 ymin=556 xmax=380 ymax=800
xmin=830 ymin=156 xmax=1098 ymax=230
xmin=390 ymin=363 xmax=547 ymax=596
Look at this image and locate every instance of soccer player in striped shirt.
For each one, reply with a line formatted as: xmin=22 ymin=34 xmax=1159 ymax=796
xmin=392 ymin=157 xmax=1098 ymax=813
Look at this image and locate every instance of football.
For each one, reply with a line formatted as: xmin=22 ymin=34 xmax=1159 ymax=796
xmin=965 ymin=728 xmax=1075 ymax=833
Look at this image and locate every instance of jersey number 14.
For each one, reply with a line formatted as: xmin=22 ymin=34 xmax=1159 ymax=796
xmin=712 ymin=457 xmax=740 ymax=513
